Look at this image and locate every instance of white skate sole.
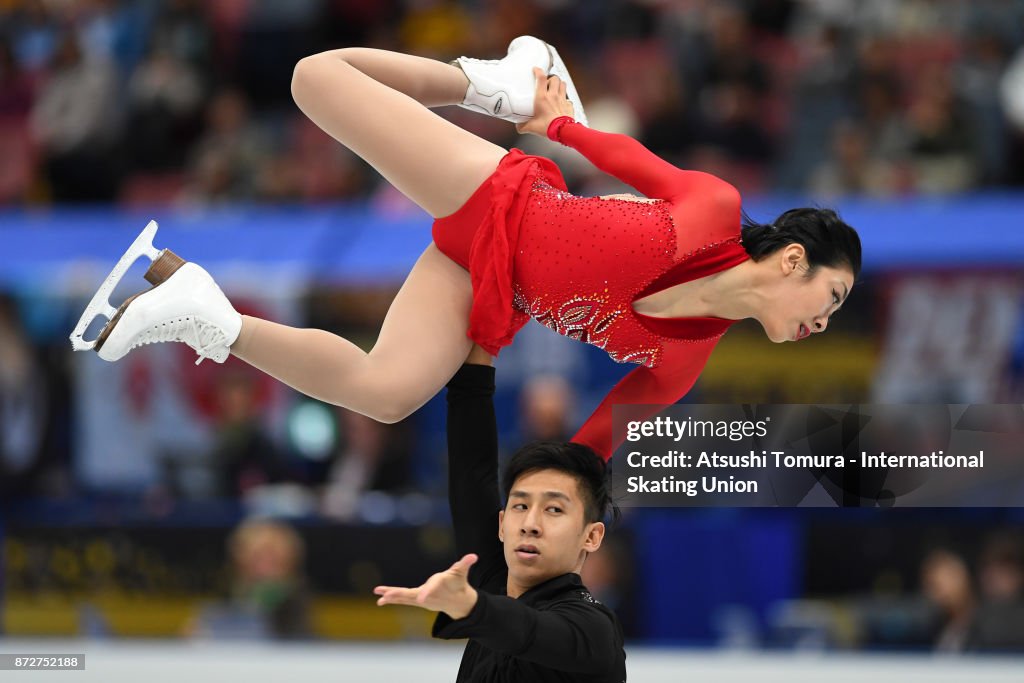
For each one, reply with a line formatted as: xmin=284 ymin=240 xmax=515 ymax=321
xmin=69 ymin=220 xmax=187 ymax=355
xmin=544 ymin=42 xmax=588 ymax=127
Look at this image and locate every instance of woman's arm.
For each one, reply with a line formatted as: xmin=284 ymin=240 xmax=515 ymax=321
xmin=517 ymin=69 xmax=736 ymax=202
xmin=572 ymin=340 xmax=720 ymax=461
xmin=548 ymin=116 xmax=736 ymax=202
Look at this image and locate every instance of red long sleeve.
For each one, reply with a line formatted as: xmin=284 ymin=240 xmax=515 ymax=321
xmin=541 ymin=118 xmax=743 ymax=462
xmin=571 ymin=339 xmax=721 ymax=461
xmin=547 ymin=117 xmax=741 ymax=260
xmin=547 ymin=116 xmax=735 ymax=205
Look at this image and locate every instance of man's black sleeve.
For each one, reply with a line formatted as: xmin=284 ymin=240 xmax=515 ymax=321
xmin=444 ymin=364 xmax=505 ymax=589
xmin=433 ymin=592 xmax=622 ymax=674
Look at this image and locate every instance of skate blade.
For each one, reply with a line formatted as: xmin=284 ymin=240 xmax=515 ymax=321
xmin=69 ymin=220 xmax=164 ymax=352
xmin=545 ymin=44 xmax=588 ymax=127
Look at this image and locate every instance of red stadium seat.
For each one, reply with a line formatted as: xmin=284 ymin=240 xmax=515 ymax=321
xmin=118 ymin=172 xmax=186 ymax=206
xmin=0 ymin=116 xmax=37 ymax=203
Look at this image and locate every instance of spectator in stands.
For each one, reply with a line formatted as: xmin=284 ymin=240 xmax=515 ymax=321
xmin=125 ymin=40 xmax=205 ymax=172
xmin=208 ymin=369 xmax=287 ymax=498
xmin=920 ymin=549 xmax=975 ymax=652
xmin=30 ymin=29 xmax=121 ymax=201
xmin=5 ymin=0 xmax=60 ymax=76
xmin=906 ymin=64 xmax=979 ymax=193
xmin=0 ymin=35 xmax=34 ymax=116
xmin=519 ymin=374 xmax=575 ymax=444
xmin=780 ymin=20 xmax=854 ymax=190
xmin=637 ymin=60 xmax=700 ymax=168
xmin=0 ymin=295 xmax=49 ymax=500
xmin=235 ymin=0 xmax=322 ymax=108
xmin=74 ymin=0 xmax=147 ymax=72
xmin=691 ymin=5 xmax=775 ymax=174
xmin=852 ymin=36 xmax=910 ymax=164
xmin=6 ymin=0 xmax=1024 ymax=206
xmin=809 ymin=119 xmax=898 ymax=197
xmin=579 ymin=535 xmax=637 ymax=638
xmin=320 ymin=410 xmax=413 ymax=521
xmin=747 ymin=0 xmax=797 ymax=37
xmin=967 ymin=532 xmax=1024 ymax=651
xmin=0 ymin=34 xmax=37 ymax=203
xmin=150 ymin=0 xmax=216 ymax=72
xmin=191 ymin=519 xmax=312 ymax=640
xmin=977 ymin=533 xmax=1024 ymax=603
xmin=228 ymin=520 xmax=311 ymax=639
xmin=957 ymin=29 xmax=1012 ymax=184
xmin=694 ymin=4 xmax=770 ymax=97
xmin=256 ymin=116 xmax=369 ymax=202
xmin=182 ymin=86 xmax=270 ymax=203
xmin=702 ymin=80 xmax=775 ymax=167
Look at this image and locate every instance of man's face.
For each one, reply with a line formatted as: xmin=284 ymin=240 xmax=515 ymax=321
xmin=499 ymin=469 xmax=604 ymax=597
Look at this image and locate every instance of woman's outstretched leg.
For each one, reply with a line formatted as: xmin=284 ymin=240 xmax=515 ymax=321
xmin=224 ymin=48 xmax=514 ymax=419
xmin=225 ymin=48 xmax=518 ymax=421
xmin=82 ymin=46 xmax=515 ymax=422
xmin=290 ymin=48 xmax=508 ymax=218
xmin=231 ymin=244 xmax=474 ymax=423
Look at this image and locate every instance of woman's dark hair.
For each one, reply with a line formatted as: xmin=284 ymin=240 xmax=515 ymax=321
xmin=741 ymin=207 xmax=861 ymax=279
xmin=501 ymin=442 xmax=619 ymax=526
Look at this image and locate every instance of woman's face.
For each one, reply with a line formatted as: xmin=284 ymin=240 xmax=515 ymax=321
xmin=761 ymin=247 xmax=854 ymax=343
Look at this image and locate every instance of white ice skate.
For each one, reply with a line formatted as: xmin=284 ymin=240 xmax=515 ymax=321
xmin=69 ymin=221 xmax=242 ymax=365
xmin=456 ymin=35 xmax=588 ymax=127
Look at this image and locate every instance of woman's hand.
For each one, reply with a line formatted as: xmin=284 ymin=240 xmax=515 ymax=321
xmin=374 ymin=553 xmax=480 ymax=620
xmin=516 ymin=67 xmax=576 ymax=137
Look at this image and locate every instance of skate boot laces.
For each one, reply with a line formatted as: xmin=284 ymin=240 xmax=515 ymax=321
xmin=131 ymin=315 xmax=230 ymax=365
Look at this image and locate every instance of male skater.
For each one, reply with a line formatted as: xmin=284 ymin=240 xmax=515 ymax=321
xmin=375 ymin=346 xmax=626 ymax=681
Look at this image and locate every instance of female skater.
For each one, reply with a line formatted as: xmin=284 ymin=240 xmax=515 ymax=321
xmin=74 ymin=37 xmax=861 ymax=461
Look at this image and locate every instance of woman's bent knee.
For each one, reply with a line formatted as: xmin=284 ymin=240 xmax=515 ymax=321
xmin=291 ymin=51 xmax=356 ymax=106
xmin=290 ymin=55 xmax=319 ymax=105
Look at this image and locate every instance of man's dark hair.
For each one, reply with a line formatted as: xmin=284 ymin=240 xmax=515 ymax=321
xmin=741 ymin=207 xmax=862 ymax=280
xmin=501 ymin=442 xmax=618 ymax=525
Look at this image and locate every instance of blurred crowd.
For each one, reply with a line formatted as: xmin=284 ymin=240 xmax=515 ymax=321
xmin=4 ymin=0 xmax=1024 ymax=205
xmin=767 ymin=530 xmax=1024 ymax=652
xmin=919 ymin=534 xmax=1024 ymax=652
xmin=3 ymin=0 xmax=1024 ymax=650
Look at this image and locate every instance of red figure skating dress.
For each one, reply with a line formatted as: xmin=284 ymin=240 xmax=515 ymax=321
xmin=432 ymin=117 xmax=750 ymax=461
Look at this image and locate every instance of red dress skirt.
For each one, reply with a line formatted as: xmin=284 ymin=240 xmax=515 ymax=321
xmin=432 ymin=149 xmax=565 ymax=356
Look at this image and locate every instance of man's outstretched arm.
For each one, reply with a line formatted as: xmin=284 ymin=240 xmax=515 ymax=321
xmin=376 ymin=553 xmax=620 ymax=675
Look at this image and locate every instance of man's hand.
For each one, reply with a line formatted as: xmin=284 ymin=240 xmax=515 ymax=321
xmin=516 ymin=67 xmax=576 ymax=137
xmin=466 ymin=344 xmax=493 ymax=366
xmin=374 ymin=553 xmax=480 ymax=620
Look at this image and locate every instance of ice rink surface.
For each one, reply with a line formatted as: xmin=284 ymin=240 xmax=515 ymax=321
xmin=0 ymin=640 xmax=1022 ymax=682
